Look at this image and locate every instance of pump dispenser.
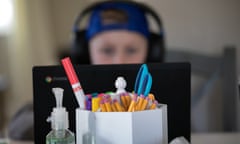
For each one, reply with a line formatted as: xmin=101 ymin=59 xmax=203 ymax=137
xmin=46 ymin=87 xmax=75 ymax=144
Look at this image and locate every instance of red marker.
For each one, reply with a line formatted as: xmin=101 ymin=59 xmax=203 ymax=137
xmin=61 ymin=57 xmax=86 ymax=109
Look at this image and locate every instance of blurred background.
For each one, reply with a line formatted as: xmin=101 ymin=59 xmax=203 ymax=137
xmin=0 ymin=0 xmax=239 ymax=140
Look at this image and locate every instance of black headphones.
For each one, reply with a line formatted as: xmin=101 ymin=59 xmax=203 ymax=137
xmin=71 ymin=0 xmax=165 ymax=64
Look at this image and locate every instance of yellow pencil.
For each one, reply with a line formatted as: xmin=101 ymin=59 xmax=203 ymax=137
xmin=104 ymin=99 xmax=113 ymax=112
xmin=120 ymin=94 xmax=128 ymax=111
xmin=149 ymin=100 xmax=158 ymax=110
xmin=135 ymin=95 xmax=144 ymax=111
xmin=111 ymin=102 xmax=117 ymax=112
xmin=148 ymin=93 xmax=155 ymax=101
xmin=113 ymin=99 xmax=125 ymax=112
xmin=128 ymin=94 xmax=137 ymax=112
xmin=125 ymin=93 xmax=131 ymax=108
xmin=100 ymin=100 xmax=107 ymax=112
xmin=103 ymin=94 xmax=112 ymax=102
xmin=139 ymin=97 xmax=150 ymax=111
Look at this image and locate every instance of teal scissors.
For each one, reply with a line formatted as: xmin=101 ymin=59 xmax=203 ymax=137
xmin=134 ymin=64 xmax=152 ymax=96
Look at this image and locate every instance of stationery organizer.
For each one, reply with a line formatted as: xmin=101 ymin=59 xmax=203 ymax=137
xmin=76 ymin=104 xmax=168 ymax=144
xmin=60 ymin=57 xmax=168 ymax=144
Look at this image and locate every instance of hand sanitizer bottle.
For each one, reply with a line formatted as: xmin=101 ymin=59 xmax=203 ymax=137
xmin=46 ymin=87 xmax=75 ymax=144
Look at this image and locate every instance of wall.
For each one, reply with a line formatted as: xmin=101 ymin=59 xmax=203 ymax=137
xmin=2 ymin=0 xmax=57 ymax=126
xmin=51 ymin=0 xmax=89 ymax=51
xmin=0 ymin=36 xmax=9 ymax=133
xmin=51 ymin=0 xmax=240 ymax=74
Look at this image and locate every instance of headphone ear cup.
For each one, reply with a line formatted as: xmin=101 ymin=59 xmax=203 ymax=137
xmin=71 ymin=30 xmax=90 ymax=64
xmin=147 ymin=32 xmax=165 ymax=63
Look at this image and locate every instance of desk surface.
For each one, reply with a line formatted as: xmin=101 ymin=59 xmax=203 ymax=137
xmin=191 ymin=132 xmax=240 ymax=144
xmin=3 ymin=132 xmax=240 ymax=144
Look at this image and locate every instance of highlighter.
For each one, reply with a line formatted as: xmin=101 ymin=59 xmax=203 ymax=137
xmin=92 ymin=97 xmax=100 ymax=112
xmin=97 ymin=93 xmax=105 ymax=102
xmin=86 ymin=94 xmax=92 ymax=111
xmin=61 ymin=57 xmax=86 ymax=109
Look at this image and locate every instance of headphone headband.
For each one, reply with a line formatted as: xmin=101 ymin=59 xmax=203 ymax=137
xmin=71 ymin=0 xmax=166 ymax=64
xmin=73 ymin=0 xmax=164 ymax=35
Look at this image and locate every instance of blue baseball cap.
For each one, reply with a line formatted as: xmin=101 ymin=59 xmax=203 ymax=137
xmin=86 ymin=2 xmax=150 ymax=41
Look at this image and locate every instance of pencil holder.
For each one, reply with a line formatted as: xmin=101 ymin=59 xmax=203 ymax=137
xmin=76 ymin=104 xmax=168 ymax=144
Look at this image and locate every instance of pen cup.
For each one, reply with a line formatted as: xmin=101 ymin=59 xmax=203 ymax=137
xmin=76 ymin=104 xmax=168 ymax=144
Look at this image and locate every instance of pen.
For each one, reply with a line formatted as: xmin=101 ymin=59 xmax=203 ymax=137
xmin=61 ymin=57 xmax=86 ymax=109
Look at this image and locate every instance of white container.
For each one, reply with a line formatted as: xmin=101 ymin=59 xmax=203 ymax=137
xmin=76 ymin=104 xmax=168 ymax=144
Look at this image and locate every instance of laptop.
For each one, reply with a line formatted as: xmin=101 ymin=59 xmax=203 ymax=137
xmin=33 ymin=63 xmax=190 ymax=144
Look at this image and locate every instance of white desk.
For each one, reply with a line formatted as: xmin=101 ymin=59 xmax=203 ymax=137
xmin=2 ymin=133 xmax=240 ymax=144
xmin=191 ymin=132 xmax=240 ymax=144
xmin=0 ymin=140 xmax=33 ymax=144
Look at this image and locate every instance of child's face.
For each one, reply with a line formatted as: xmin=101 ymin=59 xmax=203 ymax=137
xmin=89 ymin=30 xmax=148 ymax=64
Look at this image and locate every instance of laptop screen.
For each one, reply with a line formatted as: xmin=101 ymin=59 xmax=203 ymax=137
xmin=33 ymin=63 xmax=190 ymax=143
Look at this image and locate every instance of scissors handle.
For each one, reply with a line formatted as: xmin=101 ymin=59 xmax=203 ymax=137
xmin=134 ymin=64 xmax=152 ymax=96
xmin=143 ymin=74 xmax=152 ymax=96
xmin=134 ymin=64 xmax=148 ymax=94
